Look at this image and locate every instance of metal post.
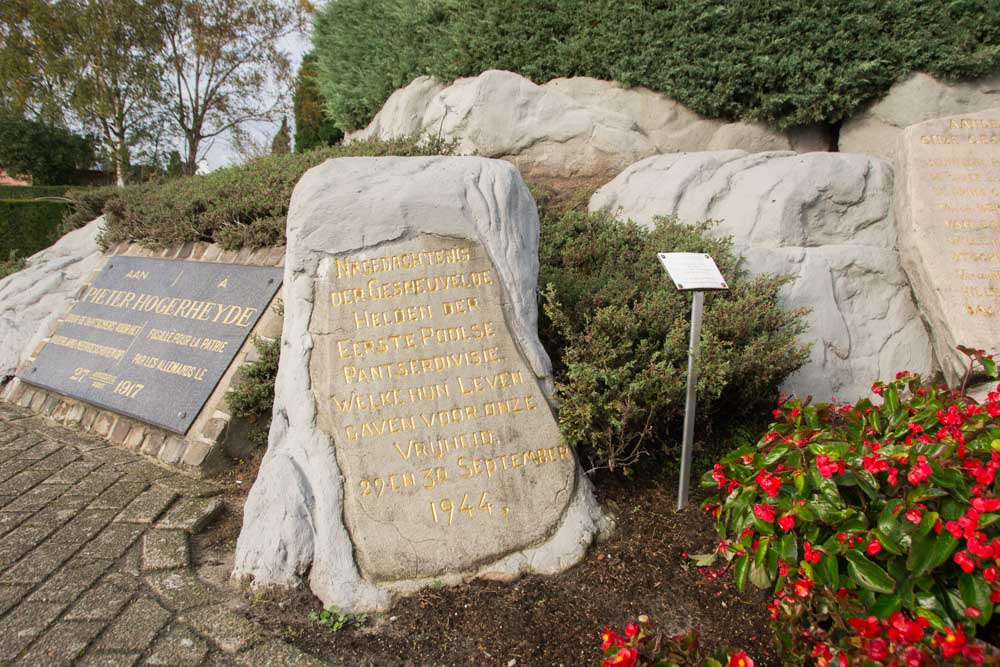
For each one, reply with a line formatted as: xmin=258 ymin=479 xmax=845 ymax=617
xmin=677 ymin=290 xmax=704 ymax=510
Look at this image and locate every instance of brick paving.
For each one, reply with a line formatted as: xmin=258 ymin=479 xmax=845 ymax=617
xmin=0 ymin=402 xmax=325 ymax=666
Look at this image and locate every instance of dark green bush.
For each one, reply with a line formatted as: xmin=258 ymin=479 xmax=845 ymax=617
xmin=0 ymin=185 xmax=69 ymax=200
xmin=0 ymin=115 xmax=95 ymax=185
xmin=0 ymin=199 xmax=70 ymax=261
xmin=313 ymin=0 xmax=1000 ymax=132
xmin=539 ymin=211 xmax=809 ymax=474
xmin=226 ymin=335 xmax=281 ymax=421
xmin=99 ymin=136 xmax=455 ymax=249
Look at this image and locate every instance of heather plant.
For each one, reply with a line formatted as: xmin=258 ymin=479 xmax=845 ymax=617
xmin=540 ymin=212 xmax=809 ymax=474
xmin=698 ymin=348 xmax=1000 ymax=665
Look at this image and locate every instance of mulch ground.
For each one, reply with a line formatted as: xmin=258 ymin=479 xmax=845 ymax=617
xmin=194 ymin=448 xmax=778 ymax=667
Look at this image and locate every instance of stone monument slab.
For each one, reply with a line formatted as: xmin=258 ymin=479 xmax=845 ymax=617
xmin=20 ymin=257 xmax=282 ymax=433
xmin=234 ymin=156 xmax=605 ymax=611
xmin=895 ymin=110 xmax=1000 ymax=382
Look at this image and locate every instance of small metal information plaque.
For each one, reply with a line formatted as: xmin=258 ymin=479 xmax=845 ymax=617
xmin=21 ymin=257 xmax=282 ymax=434
xmin=657 ymin=253 xmax=728 ymax=291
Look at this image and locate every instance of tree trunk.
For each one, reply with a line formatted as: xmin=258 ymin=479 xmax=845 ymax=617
xmin=114 ymin=136 xmax=128 ymax=188
xmin=183 ymin=132 xmax=199 ymax=176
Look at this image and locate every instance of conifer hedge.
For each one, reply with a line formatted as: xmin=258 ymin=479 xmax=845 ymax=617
xmin=313 ymin=0 xmax=1000 ymax=132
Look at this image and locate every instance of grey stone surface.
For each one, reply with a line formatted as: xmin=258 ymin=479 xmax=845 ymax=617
xmin=841 ymin=72 xmax=1000 ymax=162
xmin=17 ymin=620 xmax=104 ymax=664
xmin=180 ymin=605 xmax=261 ymax=653
xmin=352 ymin=71 xmax=828 ymax=179
xmin=146 ymin=624 xmax=209 ymax=665
xmin=156 ymin=496 xmax=223 ymax=533
xmin=893 ymin=109 xmax=1000 ymax=384
xmin=114 ymin=486 xmax=177 ymax=524
xmin=589 ymin=150 xmax=934 ymax=402
xmin=0 ymin=216 xmax=105 ymax=379
xmin=234 ymin=156 xmax=607 ymax=611
xmin=234 ymin=640 xmax=328 ymax=667
xmin=142 ymin=530 xmax=189 ymax=571
xmin=96 ymin=597 xmax=170 ymax=651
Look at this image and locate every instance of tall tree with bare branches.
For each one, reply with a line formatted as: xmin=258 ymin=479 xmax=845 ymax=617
xmin=157 ymin=0 xmax=302 ymax=174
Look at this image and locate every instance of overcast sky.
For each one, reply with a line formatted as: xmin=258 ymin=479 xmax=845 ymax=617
xmin=199 ymin=29 xmax=311 ymax=172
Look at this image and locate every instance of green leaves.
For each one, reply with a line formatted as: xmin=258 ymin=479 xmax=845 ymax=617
xmin=845 ymin=551 xmax=896 ymax=594
xmin=907 ymin=530 xmax=958 ymax=578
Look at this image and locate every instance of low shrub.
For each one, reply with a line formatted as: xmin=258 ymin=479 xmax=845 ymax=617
xmin=62 ymin=186 xmax=119 ymax=232
xmin=699 ymin=348 xmax=1000 ymax=665
xmin=226 ymin=335 xmax=281 ymax=422
xmin=0 ymin=250 xmax=26 ymax=280
xmin=0 ymin=199 xmax=70 ymax=260
xmin=98 ymin=136 xmax=454 ymax=249
xmin=540 ymin=212 xmax=809 ymax=474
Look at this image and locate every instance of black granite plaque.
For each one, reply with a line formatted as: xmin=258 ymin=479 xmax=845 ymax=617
xmin=21 ymin=256 xmax=282 ymax=434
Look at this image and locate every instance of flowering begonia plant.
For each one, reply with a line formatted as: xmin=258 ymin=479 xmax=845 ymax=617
xmin=698 ymin=347 xmax=1000 ymax=665
xmin=599 ymin=617 xmax=747 ymax=667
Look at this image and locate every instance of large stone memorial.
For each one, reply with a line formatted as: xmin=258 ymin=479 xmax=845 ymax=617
xmin=234 ymin=156 xmax=605 ymax=610
xmin=895 ymin=110 xmax=1000 ymax=383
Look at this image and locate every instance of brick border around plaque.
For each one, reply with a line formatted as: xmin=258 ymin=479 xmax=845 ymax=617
xmin=0 ymin=240 xmax=285 ymax=476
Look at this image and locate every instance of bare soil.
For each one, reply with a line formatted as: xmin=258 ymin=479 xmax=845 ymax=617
xmin=194 ymin=451 xmax=777 ymax=667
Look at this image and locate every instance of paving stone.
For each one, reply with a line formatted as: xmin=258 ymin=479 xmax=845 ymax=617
xmin=142 ymin=530 xmax=189 ymax=572
xmin=47 ymin=510 xmax=117 ymax=544
xmin=181 ymin=605 xmax=262 ymax=653
xmin=47 ymin=494 xmax=92 ymax=512
xmin=66 ymin=472 xmax=122 ymax=499
xmin=153 ymin=475 xmax=222 ymax=498
xmin=114 ymin=487 xmax=177 ymax=524
xmin=3 ymin=483 xmax=70 ymax=512
xmin=64 ymin=582 xmax=132 ymax=621
xmin=76 ymin=524 xmax=144 ymax=560
xmin=234 ymin=640 xmax=328 ymax=666
xmin=28 ymin=505 xmax=84 ymax=529
xmin=6 ymin=433 xmax=43 ymax=451
xmin=100 ymin=571 xmax=141 ymax=592
xmin=87 ymin=481 xmax=147 ymax=511
xmin=0 ymin=584 xmax=30 ymax=616
xmin=77 ymin=653 xmax=141 ymax=666
xmin=112 ymin=460 xmax=171 ymax=482
xmin=17 ymin=620 xmax=104 ymax=665
xmin=145 ymin=571 xmax=217 ymax=611
xmin=2 ymin=469 xmax=53 ymax=495
xmin=0 ymin=602 xmax=65 ymax=661
xmin=0 ymin=458 xmax=33 ymax=484
xmin=27 ymin=559 xmax=112 ymax=602
xmin=146 ymin=624 xmax=209 ymax=666
xmin=34 ymin=447 xmax=81 ymax=471
xmin=87 ymin=447 xmax=138 ymax=466
xmin=120 ymin=542 xmax=142 ymax=577
xmin=140 ymin=432 xmax=166 ymax=457
xmin=0 ymin=525 xmax=53 ymax=568
xmin=45 ymin=460 xmax=101 ymax=485
xmin=0 ymin=428 xmax=27 ymax=445
xmin=96 ymin=597 xmax=170 ymax=652
xmin=156 ymin=496 xmax=223 ymax=533
xmin=0 ymin=511 xmax=32 ymax=538
xmin=20 ymin=439 xmax=63 ymax=460
xmin=0 ymin=540 xmax=79 ymax=585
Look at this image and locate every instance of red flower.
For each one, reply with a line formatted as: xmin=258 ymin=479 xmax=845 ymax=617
xmin=848 ymin=615 xmax=882 ymax=639
xmin=865 ymin=539 xmax=882 ymax=556
xmin=935 ymin=625 xmax=967 ymax=659
xmin=755 ymin=469 xmax=782 ymax=497
xmin=778 ymin=515 xmax=795 ymax=532
xmin=816 ymin=455 xmax=842 ymax=478
xmin=907 ymin=455 xmax=932 ymax=485
xmin=624 ymin=622 xmax=640 ymax=639
xmin=865 ymin=638 xmax=889 ymax=661
xmin=753 ymin=503 xmax=775 ymax=523
xmin=803 ymin=542 xmax=822 ymax=565
xmin=727 ymin=651 xmax=755 ymax=667
xmin=793 ymin=576 xmax=814 ymax=598
xmin=887 ymin=612 xmax=927 ymax=644
xmin=872 ymin=383 xmax=884 ymax=395
xmin=966 ymin=606 xmax=981 ymax=619
xmin=984 ymin=566 xmax=998 ymax=583
xmin=711 ymin=464 xmax=727 ymax=489
xmin=601 ymin=626 xmax=623 ymax=651
xmin=604 ymin=646 xmax=638 ymax=667
xmin=905 ymin=508 xmax=922 ymax=524
xmin=954 ymin=550 xmax=976 ymax=573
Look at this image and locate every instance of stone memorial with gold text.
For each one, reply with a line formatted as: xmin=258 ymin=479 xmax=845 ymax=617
xmin=233 ymin=156 xmax=606 ymax=611
xmin=895 ymin=110 xmax=1000 ymax=383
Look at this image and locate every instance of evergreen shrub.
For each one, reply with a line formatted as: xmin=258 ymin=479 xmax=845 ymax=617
xmin=313 ymin=0 xmax=1000 ymax=132
xmin=539 ymin=211 xmax=809 ymax=474
xmin=0 ymin=199 xmax=69 ymax=261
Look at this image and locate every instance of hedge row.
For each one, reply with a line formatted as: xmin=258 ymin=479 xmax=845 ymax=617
xmin=67 ymin=136 xmax=454 ymax=249
xmin=0 ymin=199 xmax=70 ymax=261
xmin=0 ymin=185 xmax=69 ymax=200
xmin=314 ymin=0 xmax=1000 ymax=132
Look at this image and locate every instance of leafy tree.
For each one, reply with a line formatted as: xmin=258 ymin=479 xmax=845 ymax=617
xmin=271 ymin=117 xmax=291 ymax=154
xmin=0 ymin=0 xmax=67 ymax=124
xmin=0 ymin=114 xmax=95 ymax=185
xmin=62 ymin=0 xmax=166 ymax=187
xmin=292 ymin=52 xmax=341 ymax=152
xmin=166 ymin=150 xmax=183 ymax=178
xmin=156 ymin=0 xmax=304 ymax=174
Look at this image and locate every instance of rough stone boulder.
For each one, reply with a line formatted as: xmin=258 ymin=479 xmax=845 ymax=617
xmin=841 ymin=72 xmax=1000 ymax=162
xmin=234 ymin=156 xmax=605 ymax=611
xmin=589 ymin=151 xmax=933 ymax=402
xmin=0 ymin=217 xmax=105 ymax=379
xmin=352 ymin=70 xmax=829 ymax=179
